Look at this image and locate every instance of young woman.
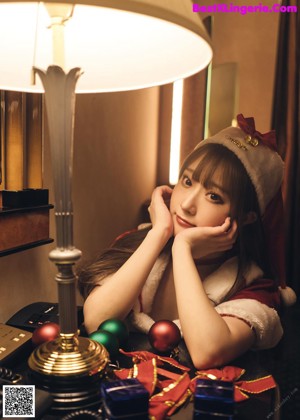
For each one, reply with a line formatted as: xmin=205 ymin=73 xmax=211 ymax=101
xmin=78 ymin=114 xmax=296 ymax=369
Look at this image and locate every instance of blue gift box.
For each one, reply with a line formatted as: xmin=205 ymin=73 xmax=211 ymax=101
xmin=194 ymin=378 xmax=235 ymax=419
xmin=101 ymin=378 xmax=149 ymax=420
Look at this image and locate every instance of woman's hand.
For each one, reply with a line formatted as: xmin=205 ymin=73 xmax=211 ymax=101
xmin=148 ymin=185 xmax=174 ymax=240
xmin=84 ymin=186 xmax=174 ymax=333
xmin=172 ymin=217 xmax=238 ymax=259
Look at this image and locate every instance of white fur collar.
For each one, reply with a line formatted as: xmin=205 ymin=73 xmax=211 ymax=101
xmin=203 ymin=257 xmax=263 ymax=304
xmin=129 ymin=253 xmax=263 ymax=333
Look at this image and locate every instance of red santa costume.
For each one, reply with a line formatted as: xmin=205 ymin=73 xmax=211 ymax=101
xmin=99 ymin=114 xmax=297 ymax=351
xmin=128 ymin=250 xmax=283 ymax=350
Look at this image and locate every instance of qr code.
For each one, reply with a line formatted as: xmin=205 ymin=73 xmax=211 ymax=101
xmin=2 ymin=385 xmax=35 ymax=418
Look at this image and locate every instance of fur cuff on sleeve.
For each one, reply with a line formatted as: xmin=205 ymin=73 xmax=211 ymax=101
xmin=128 ymin=311 xmax=155 ymax=333
xmin=215 ymin=299 xmax=283 ymax=349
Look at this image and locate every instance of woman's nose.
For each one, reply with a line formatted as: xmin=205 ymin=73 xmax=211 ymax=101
xmin=180 ymin=193 xmax=197 ymax=215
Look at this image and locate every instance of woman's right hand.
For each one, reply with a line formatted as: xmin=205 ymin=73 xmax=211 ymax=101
xmin=148 ymin=185 xmax=174 ymax=240
xmin=173 ymin=217 xmax=238 ymax=259
xmin=84 ymin=186 xmax=174 ymax=333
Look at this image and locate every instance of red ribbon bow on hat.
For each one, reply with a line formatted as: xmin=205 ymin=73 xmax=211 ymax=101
xmin=237 ymin=114 xmax=278 ymax=152
xmin=193 ymin=365 xmax=277 ymax=402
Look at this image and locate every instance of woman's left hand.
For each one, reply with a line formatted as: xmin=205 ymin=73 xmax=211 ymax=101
xmin=173 ymin=217 xmax=238 ymax=259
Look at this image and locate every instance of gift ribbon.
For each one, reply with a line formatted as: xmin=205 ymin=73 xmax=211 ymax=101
xmin=114 ymin=358 xmax=157 ymax=396
xmin=149 ymin=372 xmax=192 ymax=420
xmin=113 ymin=351 xmax=277 ymax=419
xmin=115 ymin=350 xmax=191 ymax=420
xmin=237 ymin=113 xmax=278 ymax=152
xmin=119 ymin=349 xmax=190 ymax=372
xmin=194 ymin=365 xmax=277 ymax=402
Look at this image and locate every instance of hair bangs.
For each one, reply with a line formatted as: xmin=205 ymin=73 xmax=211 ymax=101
xmin=180 ymin=143 xmax=254 ymax=217
xmin=193 ymin=151 xmax=232 ymax=194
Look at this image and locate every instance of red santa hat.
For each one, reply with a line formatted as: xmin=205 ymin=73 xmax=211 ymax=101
xmin=196 ymin=114 xmax=296 ymax=306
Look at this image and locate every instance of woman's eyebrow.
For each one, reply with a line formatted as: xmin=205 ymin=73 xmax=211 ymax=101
xmin=184 ymin=168 xmax=229 ymax=195
xmin=208 ymin=181 xmax=229 ymax=195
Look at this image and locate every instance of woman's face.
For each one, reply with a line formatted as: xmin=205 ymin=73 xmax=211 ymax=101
xmin=170 ymin=157 xmax=232 ymax=236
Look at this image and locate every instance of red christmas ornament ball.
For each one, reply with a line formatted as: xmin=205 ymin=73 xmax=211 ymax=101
xmin=148 ymin=320 xmax=181 ymax=353
xmin=32 ymin=322 xmax=60 ymax=346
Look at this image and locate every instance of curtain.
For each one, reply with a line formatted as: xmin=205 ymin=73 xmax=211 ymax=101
xmin=272 ymin=0 xmax=300 ymax=295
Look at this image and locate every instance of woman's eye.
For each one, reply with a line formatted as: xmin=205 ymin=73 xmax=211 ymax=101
xmin=182 ymin=175 xmax=192 ymax=187
xmin=208 ymin=192 xmax=223 ymax=203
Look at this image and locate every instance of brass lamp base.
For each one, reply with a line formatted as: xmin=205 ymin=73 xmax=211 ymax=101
xmin=28 ymin=333 xmax=109 ymax=412
xmin=28 ymin=333 xmax=109 ymax=376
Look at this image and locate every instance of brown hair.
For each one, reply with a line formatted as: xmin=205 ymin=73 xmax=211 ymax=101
xmin=180 ymin=143 xmax=272 ymax=299
xmin=78 ymin=226 xmax=154 ymax=299
xmin=77 ymin=143 xmax=272 ymax=301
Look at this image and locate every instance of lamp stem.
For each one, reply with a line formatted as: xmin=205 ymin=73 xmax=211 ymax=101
xmin=44 ymin=2 xmax=75 ymax=69
xmin=34 ymin=65 xmax=82 ymax=336
xmin=51 ymin=23 xmax=66 ymax=69
xmin=28 ymin=68 xmax=109 ymax=397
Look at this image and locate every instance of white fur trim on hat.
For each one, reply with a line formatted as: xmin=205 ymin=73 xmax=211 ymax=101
xmin=196 ymin=125 xmax=284 ymax=214
xmin=279 ymin=286 xmax=297 ymax=306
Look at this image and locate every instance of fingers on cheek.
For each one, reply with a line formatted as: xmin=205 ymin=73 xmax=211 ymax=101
xmin=219 ymin=236 xmax=234 ymax=250
xmin=229 ymin=235 xmax=237 ymax=248
xmin=227 ymin=230 xmax=236 ymax=241
xmin=232 ymin=221 xmax=238 ymax=234
xmin=224 ymin=232 xmax=235 ymax=245
xmin=220 ymin=239 xmax=234 ymax=251
xmin=224 ymin=222 xmax=238 ymax=240
xmin=231 ymin=226 xmax=239 ymax=241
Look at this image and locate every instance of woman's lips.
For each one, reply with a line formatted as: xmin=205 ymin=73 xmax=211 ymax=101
xmin=176 ymin=215 xmax=196 ymax=228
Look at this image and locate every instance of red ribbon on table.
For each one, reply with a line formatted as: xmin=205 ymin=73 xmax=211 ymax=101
xmin=119 ymin=349 xmax=190 ymax=372
xmin=237 ymin=113 xmax=278 ymax=152
xmin=114 ymin=350 xmax=192 ymax=420
xmin=113 ymin=350 xmax=277 ymax=419
xmin=193 ymin=365 xmax=277 ymax=402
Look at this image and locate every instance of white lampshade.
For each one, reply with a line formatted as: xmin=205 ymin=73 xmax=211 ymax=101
xmin=0 ymin=0 xmax=212 ymax=93
xmin=0 ymin=1 xmax=212 ymax=384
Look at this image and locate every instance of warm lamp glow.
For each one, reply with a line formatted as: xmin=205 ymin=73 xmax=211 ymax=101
xmin=169 ymin=79 xmax=184 ymax=185
xmin=0 ymin=1 xmax=212 ymax=92
xmin=0 ymin=0 xmax=213 ymax=402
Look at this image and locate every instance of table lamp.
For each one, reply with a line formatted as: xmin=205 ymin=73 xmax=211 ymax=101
xmin=0 ymin=0 xmax=212 ymax=409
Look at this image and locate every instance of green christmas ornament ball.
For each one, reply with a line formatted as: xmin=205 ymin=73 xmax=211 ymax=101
xmin=89 ymin=330 xmax=119 ymax=358
xmin=98 ymin=318 xmax=129 ymax=346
